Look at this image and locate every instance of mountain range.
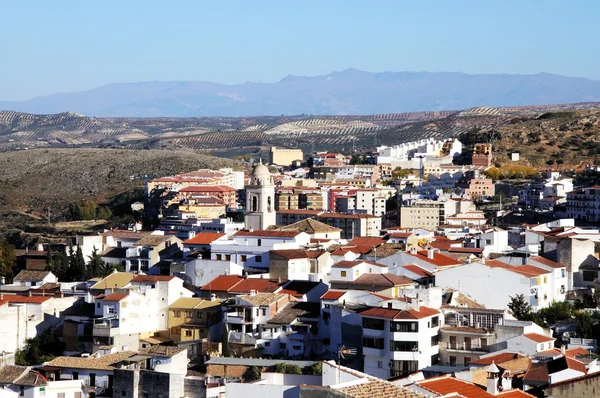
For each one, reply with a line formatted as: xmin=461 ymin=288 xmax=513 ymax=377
xmin=2 ymin=69 xmax=600 ymax=117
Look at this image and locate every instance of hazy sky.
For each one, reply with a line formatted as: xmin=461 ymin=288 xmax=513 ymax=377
xmin=1 ymin=0 xmax=598 ymax=101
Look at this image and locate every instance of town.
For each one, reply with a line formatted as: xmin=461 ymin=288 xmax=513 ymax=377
xmin=1 ymin=138 xmax=600 ymax=398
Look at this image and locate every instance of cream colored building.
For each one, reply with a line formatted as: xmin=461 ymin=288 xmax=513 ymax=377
xmin=400 ymin=200 xmax=446 ymax=229
xmin=270 ymin=146 xmax=304 ymax=166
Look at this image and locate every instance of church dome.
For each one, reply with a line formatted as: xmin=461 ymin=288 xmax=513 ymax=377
xmin=252 ymin=162 xmax=271 ymax=177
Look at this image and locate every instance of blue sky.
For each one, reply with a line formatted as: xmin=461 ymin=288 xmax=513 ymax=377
xmin=1 ymin=0 xmax=597 ymax=101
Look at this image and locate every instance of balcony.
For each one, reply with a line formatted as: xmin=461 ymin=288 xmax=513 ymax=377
xmin=444 ymin=342 xmax=490 ymax=353
xmin=224 ymin=312 xmax=252 ymax=324
xmin=93 ymin=318 xmax=120 ymax=337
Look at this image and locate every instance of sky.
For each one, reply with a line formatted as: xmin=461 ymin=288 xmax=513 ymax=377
xmin=1 ymin=0 xmax=599 ymax=101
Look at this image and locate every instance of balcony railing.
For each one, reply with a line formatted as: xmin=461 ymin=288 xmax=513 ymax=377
xmin=93 ymin=318 xmax=119 ymax=329
xmin=444 ymin=342 xmax=490 ymax=352
xmin=224 ymin=312 xmax=252 ymax=323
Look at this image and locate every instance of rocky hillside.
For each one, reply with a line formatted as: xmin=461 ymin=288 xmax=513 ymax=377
xmin=0 ymin=148 xmax=242 ymax=215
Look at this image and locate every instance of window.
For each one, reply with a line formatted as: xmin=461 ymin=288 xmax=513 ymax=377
xmin=390 ymin=341 xmax=418 ymax=352
xmin=341 ymin=271 xmax=347 ymax=277
xmin=583 ymin=271 xmax=596 ymax=282
xmin=174 ymin=311 xmax=181 ymax=318
xmin=464 ymin=357 xmax=471 ymax=366
xmin=241 ymin=255 xmax=247 ymax=262
xmin=262 ymin=308 xmax=266 ymax=316
xmin=280 ymin=343 xmax=286 ymax=349
xmin=20 ymin=386 xmax=24 ymax=396
xmin=122 ymin=391 xmax=127 ymax=397
xmin=431 ymin=316 xmax=439 ymax=327
xmin=72 ymin=372 xmax=79 ymax=380
xmin=185 ymin=330 xmax=192 ymax=337
xmin=185 ymin=311 xmax=194 ymax=318
xmin=390 ymin=321 xmax=418 ymax=333
xmin=377 ymin=360 xmax=383 ymax=368
xmin=363 ymin=337 xmax=384 ymax=349
xmin=431 ymin=335 xmax=439 ymax=345
xmin=485 ymin=239 xmax=492 ymax=245
xmin=257 ymin=239 xmax=262 ymax=247
xmin=293 ymin=345 xmax=301 ymax=350
xmin=561 ymin=269 xmax=566 ymax=278
xmin=362 ymin=317 xmax=385 ymax=330
xmin=197 ymin=312 xmax=203 ymax=319
xmin=216 ymin=254 xmax=222 ymax=261
xmin=449 ymin=356 xmax=457 ymax=366
xmin=481 ymin=338 xmax=488 ymax=348
xmin=256 ymin=309 xmax=260 ymax=316
xmin=355 ymin=270 xmax=359 ymax=277
xmin=107 ymin=307 xmax=115 ymax=314
xmin=255 ymin=255 xmax=262 ymax=263
xmin=264 ymin=342 xmax=271 ymax=347
xmin=225 ymin=255 xmax=231 ymax=261
xmin=171 ymin=327 xmax=180 ymax=335
xmin=97 ymin=302 xmax=100 ymax=308
xmin=431 ymin=354 xmax=439 ymax=365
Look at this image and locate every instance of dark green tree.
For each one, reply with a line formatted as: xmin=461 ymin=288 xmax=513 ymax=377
xmin=98 ymin=262 xmax=124 ymax=277
xmin=221 ymin=323 xmax=230 ymax=357
xmin=87 ymin=247 xmax=104 ymax=279
xmin=15 ymin=329 xmax=64 ymax=365
xmin=0 ymin=239 xmax=15 ymax=284
xmin=508 ymin=294 xmax=532 ymax=320
xmin=243 ymin=366 xmax=262 ymax=382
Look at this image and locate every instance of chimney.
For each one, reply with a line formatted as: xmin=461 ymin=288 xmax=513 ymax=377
xmin=249 ymin=289 xmax=257 ymax=297
xmin=427 ymin=249 xmax=435 ymax=259
xmin=210 ymin=293 xmax=216 ymax=302
xmin=561 ymin=345 xmax=566 ymax=355
xmin=481 ymin=257 xmax=486 ymax=264
xmin=410 ymin=247 xmax=417 ymax=255
xmin=486 ymin=362 xmax=501 ymax=395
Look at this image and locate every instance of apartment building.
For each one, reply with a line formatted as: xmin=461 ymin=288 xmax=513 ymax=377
xmin=269 ymin=249 xmax=332 ymax=282
xmin=275 ymin=186 xmax=324 ymax=211
xmin=360 ymin=304 xmax=441 ymax=379
xmin=465 ymin=178 xmax=495 ymax=198
xmin=102 ymin=234 xmax=182 ymax=274
xmin=399 ymin=200 xmax=446 ymax=229
xmin=210 ymin=230 xmax=311 ymax=270
xmin=566 ymin=186 xmax=600 ymax=222
xmin=168 ymin=297 xmax=223 ymax=342
xmin=147 ymin=168 xmax=245 ymax=191
xmin=175 ymin=185 xmax=238 ymax=209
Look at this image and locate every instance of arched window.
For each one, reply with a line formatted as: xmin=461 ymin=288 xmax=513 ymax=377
xmin=287 ymin=196 xmax=291 ymax=209
xmin=252 ymin=196 xmax=258 ymax=212
xmin=267 ymin=196 xmax=272 ymax=211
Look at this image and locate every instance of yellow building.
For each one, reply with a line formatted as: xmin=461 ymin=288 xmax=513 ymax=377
xmin=177 ymin=199 xmax=227 ymax=219
xmin=168 ymin=297 xmax=223 ymax=342
xmin=270 ymin=146 xmax=304 ymax=166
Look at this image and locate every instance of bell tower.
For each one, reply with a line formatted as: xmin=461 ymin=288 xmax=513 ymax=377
xmin=244 ymin=160 xmax=276 ymax=230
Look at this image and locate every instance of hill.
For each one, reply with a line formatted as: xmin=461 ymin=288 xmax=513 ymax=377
xmin=0 ymin=148 xmax=241 ymax=215
xmin=2 ymin=103 xmax=599 ymax=157
xmin=3 ymin=69 xmax=600 ymax=117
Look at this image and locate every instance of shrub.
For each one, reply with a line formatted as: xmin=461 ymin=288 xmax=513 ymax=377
xmin=243 ymin=366 xmax=262 ymax=382
xmin=303 ymin=362 xmax=323 ymax=375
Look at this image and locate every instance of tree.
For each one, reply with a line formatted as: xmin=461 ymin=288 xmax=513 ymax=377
xmin=15 ymin=329 xmax=64 ymax=366
xmin=221 ymin=323 xmax=230 ymax=357
xmin=508 ymin=294 xmax=532 ymax=320
xmin=87 ymin=247 xmax=104 ymax=279
xmin=593 ymin=280 xmax=600 ymax=307
xmin=47 ymin=250 xmax=69 ymax=281
xmin=0 ymin=239 xmax=15 ymax=284
xmin=537 ymin=301 xmax=574 ymax=326
xmin=98 ymin=262 xmax=124 ymax=277
xmin=243 ymin=366 xmax=262 ymax=382
xmin=65 ymin=245 xmax=86 ymax=282
xmin=303 ymin=362 xmax=323 ymax=375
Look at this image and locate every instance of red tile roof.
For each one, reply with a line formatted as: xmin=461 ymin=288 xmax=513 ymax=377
xmin=565 ymin=357 xmax=587 ymax=373
xmin=183 ymin=233 xmax=225 ymax=245
xmin=360 ymin=306 xmax=439 ymax=320
xmin=131 ymin=275 xmax=176 ymax=283
xmin=411 ymin=250 xmax=461 ymax=267
xmin=0 ymin=295 xmax=51 ymax=304
xmin=419 ymin=375 xmax=492 ymax=398
xmin=321 ymin=290 xmax=347 ymax=301
xmin=485 ymin=260 xmax=550 ymax=277
xmin=102 ymin=293 xmax=128 ymax=302
xmin=332 ymin=260 xmax=386 ymax=269
xmin=331 ymin=247 xmax=361 ymax=255
xmin=529 ymin=256 xmax=565 ymax=269
xmin=348 ymin=237 xmax=386 ymax=247
xmin=565 ymin=347 xmax=592 ymax=358
xmin=402 ymin=264 xmax=433 ymax=278
xmin=349 ymin=273 xmax=415 ymax=287
xmin=200 ymin=275 xmax=243 ymax=292
xmin=390 ymin=232 xmax=414 ymax=238
xmin=448 ymin=247 xmax=484 ymax=254
xmin=231 ymin=278 xmax=280 ymax=294
xmin=429 ymin=239 xmax=461 ymax=251
xmin=234 ymin=230 xmax=301 ymax=238
xmin=524 ymin=333 xmax=555 ymax=343
xmin=523 ymin=362 xmax=549 ymax=384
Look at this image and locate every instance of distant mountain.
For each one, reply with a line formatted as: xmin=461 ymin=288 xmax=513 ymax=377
xmin=2 ymin=69 xmax=600 ymax=117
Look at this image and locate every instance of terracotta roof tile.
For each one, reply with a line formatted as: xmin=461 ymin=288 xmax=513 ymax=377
xmin=402 ymin=264 xmax=433 ymax=278
xmin=524 ymin=333 xmax=555 ymax=343
xmin=14 ymin=270 xmax=51 ymax=281
xmin=1 ymin=295 xmax=51 ymax=304
xmin=419 ymin=375 xmax=493 ymax=398
xmin=102 ymin=293 xmax=128 ymax=302
xmin=523 ymin=362 xmax=549 ymax=385
xmin=321 ymin=290 xmax=347 ymax=300
xmin=332 ymin=260 xmax=386 ymax=269
xmin=360 ymin=306 xmax=439 ymax=320
xmin=274 ymin=218 xmax=341 ymax=234
xmin=342 ymin=273 xmax=415 ymax=288
xmin=471 ymin=353 xmax=525 ymax=365
xmin=237 ymin=293 xmax=287 ymax=306
xmin=348 ymin=237 xmax=387 ymax=247
xmin=270 ymin=249 xmax=327 ymax=260
xmin=47 ymin=351 xmax=138 ymax=371
xmin=199 ymin=275 xmax=243 ymax=292
xmin=183 ymin=232 xmax=225 ymax=245
xmin=337 ymin=379 xmax=424 ymax=398
xmin=411 ymin=250 xmax=461 ymax=267
xmin=529 ymin=256 xmax=565 ymax=269
xmin=230 ymin=278 xmax=280 ymax=294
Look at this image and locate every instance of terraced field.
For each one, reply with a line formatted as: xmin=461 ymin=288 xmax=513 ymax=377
xmin=1 ymin=102 xmax=600 ymax=156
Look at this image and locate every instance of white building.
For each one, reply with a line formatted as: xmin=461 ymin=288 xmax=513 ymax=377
xmin=182 ymin=259 xmax=244 ymax=287
xmin=435 ymin=260 xmax=556 ymax=310
xmin=210 ymin=230 xmax=311 ymax=270
xmin=360 ymin=303 xmax=441 ymax=379
xmin=473 ymin=227 xmax=511 ymax=257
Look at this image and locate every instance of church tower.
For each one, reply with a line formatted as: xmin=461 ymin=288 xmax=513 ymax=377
xmin=244 ymin=160 xmax=276 ymax=230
